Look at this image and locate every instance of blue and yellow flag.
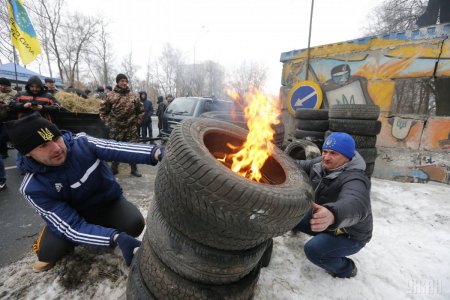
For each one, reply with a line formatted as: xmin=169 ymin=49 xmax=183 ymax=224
xmin=7 ymin=0 xmax=42 ymax=65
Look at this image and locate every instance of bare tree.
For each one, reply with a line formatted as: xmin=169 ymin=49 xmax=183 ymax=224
xmin=120 ymin=51 xmax=140 ymax=92
xmin=59 ymin=13 xmax=100 ymax=86
xmin=0 ymin=4 xmax=13 ymax=62
xmin=154 ymin=43 xmax=185 ymax=96
xmin=363 ymin=0 xmax=426 ymax=35
xmin=227 ymin=60 xmax=268 ymax=99
xmin=88 ymin=18 xmax=115 ymax=87
xmin=30 ymin=0 xmax=65 ymax=82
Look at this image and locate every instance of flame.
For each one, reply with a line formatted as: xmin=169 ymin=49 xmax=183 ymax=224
xmin=224 ymin=88 xmax=281 ymax=182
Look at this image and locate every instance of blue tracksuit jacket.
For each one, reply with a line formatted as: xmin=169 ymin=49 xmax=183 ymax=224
xmin=18 ymin=131 xmax=158 ymax=247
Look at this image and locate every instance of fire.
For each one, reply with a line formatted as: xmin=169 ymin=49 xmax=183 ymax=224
xmin=224 ymin=88 xmax=280 ymax=182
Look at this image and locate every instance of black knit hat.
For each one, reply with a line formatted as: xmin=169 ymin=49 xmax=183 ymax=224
xmin=44 ymin=77 xmax=55 ymax=83
xmin=5 ymin=112 xmax=62 ymax=155
xmin=116 ymin=73 xmax=128 ymax=83
xmin=0 ymin=77 xmax=11 ymax=86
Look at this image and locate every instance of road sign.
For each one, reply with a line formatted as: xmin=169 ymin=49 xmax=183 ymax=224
xmin=286 ymin=80 xmax=323 ymax=115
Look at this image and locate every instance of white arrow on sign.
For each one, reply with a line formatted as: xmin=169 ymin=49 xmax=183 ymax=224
xmin=294 ymin=90 xmax=317 ymax=106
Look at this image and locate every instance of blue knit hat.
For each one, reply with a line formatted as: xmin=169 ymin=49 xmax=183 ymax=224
xmin=322 ymin=132 xmax=355 ymax=159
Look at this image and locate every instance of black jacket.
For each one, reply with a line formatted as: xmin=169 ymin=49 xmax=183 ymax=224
xmin=9 ymin=76 xmax=63 ymax=120
xmin=298 ymin=152 xmax=373 ymax=243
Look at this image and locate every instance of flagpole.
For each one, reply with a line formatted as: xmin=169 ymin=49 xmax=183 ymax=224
xmin=4 ymin=0 xmax=19 ymax=89
xmin=12 ymin=45 xmax=19 ymax=89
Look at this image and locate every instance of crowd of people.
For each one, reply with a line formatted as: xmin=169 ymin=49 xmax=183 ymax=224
xmin=0 ymin=73 xmax=372 ymax=281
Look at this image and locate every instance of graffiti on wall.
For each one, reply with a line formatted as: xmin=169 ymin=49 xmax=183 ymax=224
xmin=280 ymin=24 xmax=450 ymax=184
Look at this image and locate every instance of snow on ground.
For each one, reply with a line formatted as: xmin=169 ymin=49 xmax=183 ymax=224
xmin=0 ymin=178 xmax=449 ymax=300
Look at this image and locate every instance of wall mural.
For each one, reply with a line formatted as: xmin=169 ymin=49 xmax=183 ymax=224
xmin=280 ymin=24 xmax=450 ymax=184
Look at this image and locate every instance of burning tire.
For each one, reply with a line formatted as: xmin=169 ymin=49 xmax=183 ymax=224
xmin=156 ymin=118 xmax=313 ymax=250
xmin=200 ymin=111 xmax=285 ymax=148
xmin=137 ymin=235 xmax=261 ymax=299
xmin=146 ymin=201 xmax=268 ymax=285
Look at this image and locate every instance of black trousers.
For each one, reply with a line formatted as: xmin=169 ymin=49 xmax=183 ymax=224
xmin=34 ymin=196 xmax=145 ymax=263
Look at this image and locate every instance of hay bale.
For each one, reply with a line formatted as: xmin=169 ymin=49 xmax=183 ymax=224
xmin=55 ymin=91 xmax=101 ymax=113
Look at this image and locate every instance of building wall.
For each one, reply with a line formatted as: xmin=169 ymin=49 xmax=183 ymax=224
xmin=280 ymin=24 xmax=450 ymax=184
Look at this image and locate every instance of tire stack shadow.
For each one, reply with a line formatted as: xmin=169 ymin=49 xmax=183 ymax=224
xmin=127 ymin=118 xmax=312 ymax=299
xmin=327 ymin=104 xmax=381 ymax=178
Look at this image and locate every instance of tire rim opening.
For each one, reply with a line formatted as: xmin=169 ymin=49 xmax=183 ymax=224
xmin=204 ymin=131 xmax=286 ymax=185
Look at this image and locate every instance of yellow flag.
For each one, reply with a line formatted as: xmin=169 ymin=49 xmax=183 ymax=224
xmin=7 ymin=0 xmax=42 ymax=65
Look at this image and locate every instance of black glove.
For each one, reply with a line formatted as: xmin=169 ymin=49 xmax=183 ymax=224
xmin=115 ymin=233 xmax=141 ymax=266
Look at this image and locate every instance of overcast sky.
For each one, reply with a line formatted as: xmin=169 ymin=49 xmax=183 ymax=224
xmin=34 ymin=0 xmax=384 ymax=94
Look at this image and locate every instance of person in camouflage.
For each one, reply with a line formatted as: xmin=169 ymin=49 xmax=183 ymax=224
xmin=0 ymin=77 xmax=17 ymax=161
xmin=99 ymin=73 xmax=144 ymax=177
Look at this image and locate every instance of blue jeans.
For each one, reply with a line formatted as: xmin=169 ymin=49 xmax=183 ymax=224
xmin=294 ymin=209 xmax=365 ymax=278
xmin=0 ymin=156 xmax=5 ymax=184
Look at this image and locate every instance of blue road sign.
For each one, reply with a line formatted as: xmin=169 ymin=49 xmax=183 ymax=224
xmin=286 ymin=81 xmax=323 ymax=115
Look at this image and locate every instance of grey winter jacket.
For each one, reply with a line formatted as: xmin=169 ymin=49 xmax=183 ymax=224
xmin=298 ymin=152 xmax=373 ymax=243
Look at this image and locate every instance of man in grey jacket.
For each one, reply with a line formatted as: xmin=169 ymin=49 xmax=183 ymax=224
xmin=293 ymin=132 xmax=372 ymax=278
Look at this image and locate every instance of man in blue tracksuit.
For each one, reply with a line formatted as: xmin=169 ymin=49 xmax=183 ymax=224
xmin=5 ymin=112 xmax=164 ymax=272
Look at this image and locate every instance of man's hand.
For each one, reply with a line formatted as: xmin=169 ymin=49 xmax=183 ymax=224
xmin=310 ymin=202 xmax=335 ymax=232
xmin=114 ymin=233 xmax=141 ymax=266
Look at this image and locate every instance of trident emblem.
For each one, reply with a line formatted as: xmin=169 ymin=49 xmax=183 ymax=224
xmin=37 ymin=128 xmax=54 ymax=141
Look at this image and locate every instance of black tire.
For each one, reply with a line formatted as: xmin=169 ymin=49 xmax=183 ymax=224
xmin=294 ymin=129 xmax=324 ymax=140
xmin=147 ymin=201 xmax=267 ymax=285
xmin=357 ymin=148 xmax=377 ymax=164
xmin=126 ymin=258 xmax=156 ymax=300
xmin=295 ymin=109 xmax=329 ymax=120
xmin=329 ymin=104 xmax=380 ymax=120
xmin=329 ymin=119 xmax=382 ymax=136
xmin=138 ymin=236 xmax=261 ymax=299
xmin=156 ymin=118 xmax=313 ymax=250
xmin=365 ymin=162 xmax=375 ymax=177
xmin=200 ymin=111 xmax=285 ymax=148
xmin=325 ymin=131 xmax=377 ymax=148
xmin=260 ymin=239 xmax=273 ymax=268
xmin=284 ymin=139 xmax=321 ymax=161
xmin=295 ymin=119 xmax=329 ymax=131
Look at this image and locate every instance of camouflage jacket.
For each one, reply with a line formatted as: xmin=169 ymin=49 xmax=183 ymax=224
xmin=0 ymin=88 xmax=17 ymax=120
xmin=99 ymin=86 xmax=144 ymax=130
xmin=0 ymin=88 xmax=17 ymax=105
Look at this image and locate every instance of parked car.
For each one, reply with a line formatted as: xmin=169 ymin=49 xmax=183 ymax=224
xmin=161 ymin=97 xmax=236 ymax=136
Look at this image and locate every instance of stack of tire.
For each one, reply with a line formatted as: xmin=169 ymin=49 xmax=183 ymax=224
xmin=126 ymin=118 xmax=313 ymax=299
xmin=327 ymin=104 xmax=381 ymax=178
xmin=200 ymin=111 xmax=285 ymax=149
xmin=293 ymin=109 xmax=329 ymax=149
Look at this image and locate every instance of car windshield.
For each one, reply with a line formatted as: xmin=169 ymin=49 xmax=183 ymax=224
xmin=166 ymin=98 xmax=199 ymax=116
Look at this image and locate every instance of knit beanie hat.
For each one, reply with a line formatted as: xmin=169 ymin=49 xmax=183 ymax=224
xmin=0 ymin=77 xmax=11 ymax=86
xmin=322 ymin=132 xmax=355 ymax=159
xmin=4 ymin=112 xmax=62 ymax=155
xmin=116 ymin=73 xmax=128 ymax=83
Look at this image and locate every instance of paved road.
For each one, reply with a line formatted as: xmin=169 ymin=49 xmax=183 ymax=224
xmin=0 ymin=149 xmax=44 ymax=268
xmin=0 ymin=116 xmax=161 ymax=269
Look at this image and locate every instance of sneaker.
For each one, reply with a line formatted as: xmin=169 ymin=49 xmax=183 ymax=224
xmin=0 ymin=183 xmax=6 ymax=191
xmin=130 ymin=170 xmax=142 ymax=177
xmin=32 ymin=260 xmax=55 ymax=272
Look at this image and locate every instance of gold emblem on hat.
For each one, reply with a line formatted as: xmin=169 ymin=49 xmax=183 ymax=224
xmin=37 ymin=128 xmax=54 ymax=141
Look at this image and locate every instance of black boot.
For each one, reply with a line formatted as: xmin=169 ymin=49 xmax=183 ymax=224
xmin=111 ymin=162 xmax=119 ymax=175
xmin=130 ymin=164 xmax=142 ymax=177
